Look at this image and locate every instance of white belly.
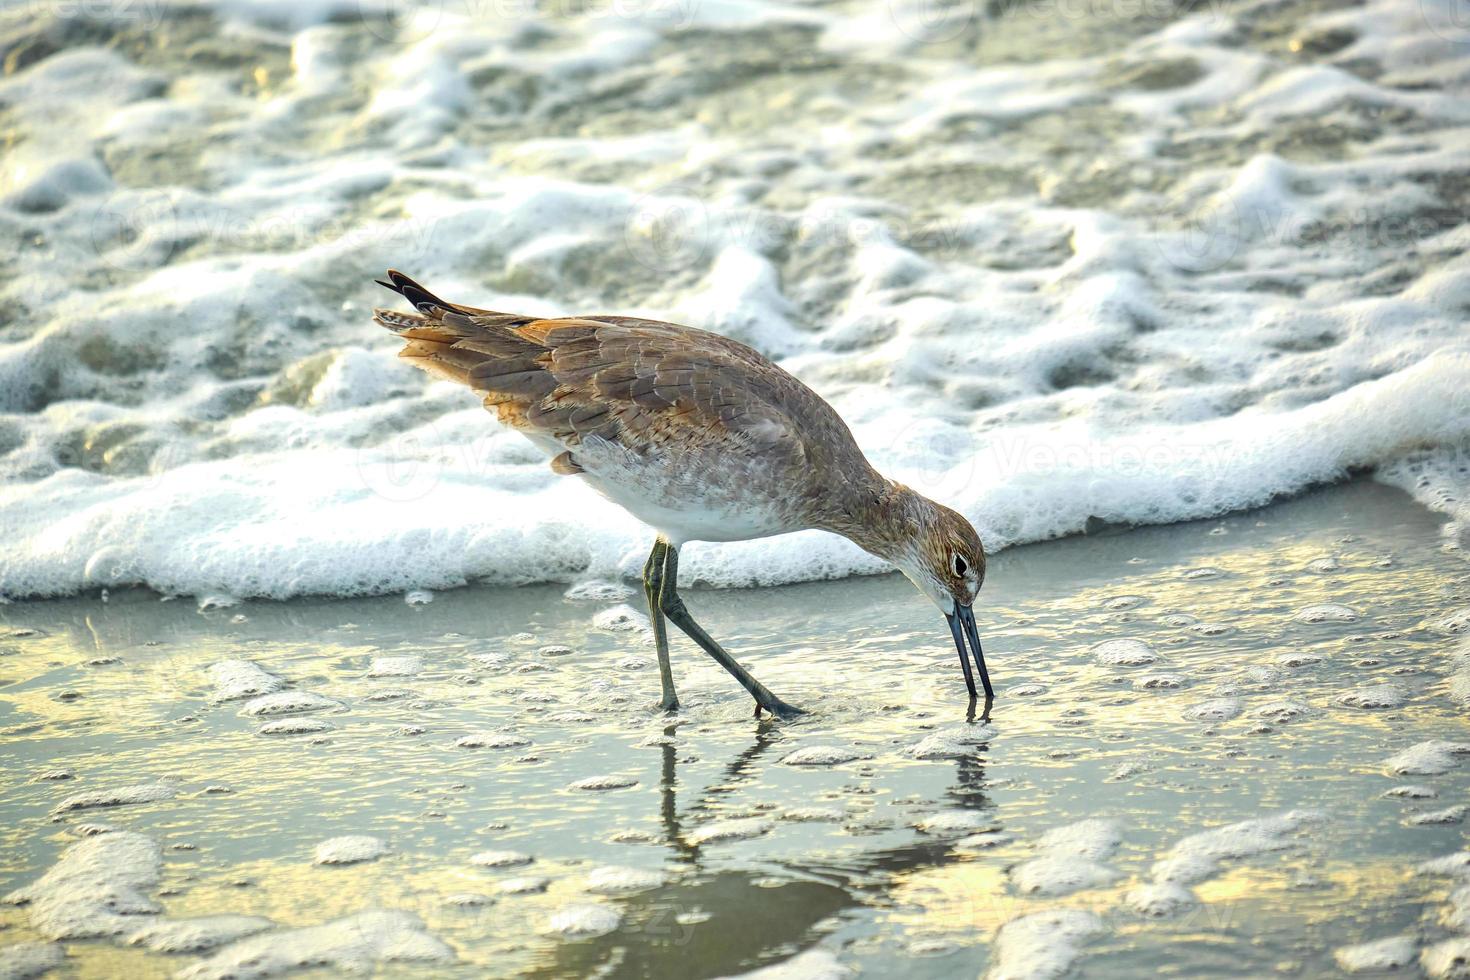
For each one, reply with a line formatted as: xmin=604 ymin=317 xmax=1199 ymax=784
xmin=565 ymin=436 xmax=805 ymax=545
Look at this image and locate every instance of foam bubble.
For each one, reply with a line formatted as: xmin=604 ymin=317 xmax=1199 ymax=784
xmin=1124 ymin=882 xmax=1196 ymax=918
xmin=1183 ymin=699 xmax=1241 ymax=722
xmin=1407 ymin=805 xmax=1467 ymax=826
xmin=1011 ymin=819 xmax=1123 ymax=897
xmin=779 ymin=746 xmax=866 ymax=766
xmin=1421 ymin=937 xmax=1470 ymax=980
xmin=1294 ymin=604 xmax=1359 ymax=624
xmin=367 ymin=657 xmax=423 ymax=677
xmin=258 ymin=718 xmax=331 ymax=736
xmin=496 ymin=876 xmax=550 ymax=895
xmin=567 ymin=775 xmax=639 ymax=791
xmin=0 ymin=942 xmax=64 ymax=980
xmin=906 ymin=724 xmax=997 ymax=760
xmin=592 ymin=605 xmax=651 ymax=633
xmin=127 ymin=916 xmax=275 ymax=953
xmin=455 ymin=733 xmax=531 ymax=749
xmin=469 ymin=850 xmax=533 ymax=869
xmin=52 ymin=783 xmax=176 ymax=814
xmin=313 ymin=836 xmax=388 ymax=865
xmin=1151 ymin=810 xmax=1325 ymax=886
xmin=1384 ymin=741 xmax=1470 ymax=776
xmin=545 ymin=903 xmax=621 ymax=939
xmin=240 ymin=691 xmax=339 ymax=716
xmin=3 ymin=831 xmax=161 ymax=939
xmin=585 ymin=866 xmax=667 ymax=894
xmin=1334 ymin=936 xmax=1417 ymax=973
xmin=1336 ymin=684 xmax=1408 ymax=709
xmin=687 ymin=818 xmax=774 ymax=845
xmin=1092 ymin=639 xmax=1159 ymax=666
xmin=176 ymin=910 xmax=452 ymax=979
xmin=986 ymin=909 xmax=1104 ymax=980
xmin=1418 ymin=852 xmax=1470 ymax=878
xmin=913 ymin=811 xmax=995 ymax=836
xmin=208 ymin=661 xmax=285 ymax=702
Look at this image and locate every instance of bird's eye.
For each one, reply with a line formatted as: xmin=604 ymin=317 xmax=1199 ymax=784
xmin=952 ymin=553 xmax=968 ymax=577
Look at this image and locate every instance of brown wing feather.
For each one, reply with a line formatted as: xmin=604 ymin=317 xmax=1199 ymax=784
xmin=372 ymin=274 xmax=823 ymax=474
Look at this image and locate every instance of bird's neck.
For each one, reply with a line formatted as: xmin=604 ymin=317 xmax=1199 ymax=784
xmin=820 ymin=477 xmax=928 ymax=566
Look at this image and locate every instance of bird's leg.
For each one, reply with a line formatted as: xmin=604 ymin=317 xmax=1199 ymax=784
xmin=643 ymin=537 xmax=679 ymax=712
xmin=658 ymin=544 xmax=805 ymax=719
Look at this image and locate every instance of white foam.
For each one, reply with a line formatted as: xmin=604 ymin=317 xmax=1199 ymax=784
xmin=367 ymin=656 xmax=423 ymax=677
xmin=985 ymin=908 xmax=1104 ymax=980
xmin=258 ymin=718 xmax=331 ymax=736
xmin=906 ymin=724 xmax=998 ymax=760
xmin=313 ymin=836 xmax=388 ymax=865
xmin=1385 ymin=741 xmax=1470 ymax=776
xmin=1092 ymin=639 xmax=1158 ymax=666
xmin=469 ymin=850 xmax=533 ymax=868
xmin=585 ymin=866 xmax=667 ymax=894
xmin=208 ymin=661 xmax=285 ymax=702
xmin=455 ymin=733 xmax=531 ymax=750
xmin=1334 ymin=936 xmax=1418 ymax=973
xmin=176 ymin=909 xmax=452 ymax=979
xmin=240 ymin=691 xmax=339 ymax=716
xmin=127 ymin=916 xmax=274 ymax=953
xmin=496 ymin=876 xmax=550 ymax=895
xmin=688 ymin=818 xmax=774 ymax=845
xmin=779 ymin=746 xmax=866 ymax=766
xmin=913 ymin=811 xmax=994 ymax=836
xmin=1421 ymin=937 xmax=1470 ymax=980
xmin=1011 ymin=819 xmax=1123 ymax=897
xmin=1418 ymin=852 xmax=1470 ymax=878
xmin=1337 ymin=684 xmax=1408 ymax=709
xmin=0 ymin=941 xmax=64 ymax=980
xmin=1294 ymin=604 xmax=1359 ymax=624
xmin=1183 ymin=699 xmax=1241 ymax=722
xmin=592 ymin=605 xmax=651 ymax=633
xmin=1151 ymin=810 xmax=1324 ymax=886
xmin=568 ymin=775 xmax=639 ymax=791
xmin=715 ymin=949 xmax=853 ymax=980
xmin=52 ymin=783 xmax=176 ymax=814
xmin=544 ymin=903 xmax=622 ymax=939
xmin=3 ymin=831 xmax=161 ymax=939
xmin=1124 ymin=882 xmax=1196 ymax=918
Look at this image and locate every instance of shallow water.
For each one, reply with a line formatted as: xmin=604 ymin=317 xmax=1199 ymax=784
xmin=2 ymin=480 xmax=1469 ymax=977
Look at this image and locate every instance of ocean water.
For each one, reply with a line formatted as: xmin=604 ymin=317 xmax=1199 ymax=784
xmin=1 ymin=0 xmax=1469 ymax=601
xmin=1 ymin=481 xmax=1469 ymax=978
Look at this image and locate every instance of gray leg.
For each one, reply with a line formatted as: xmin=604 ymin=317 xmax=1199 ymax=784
xmin=643 ymin=538 xmax=679 ymax=712
xmin=658 ymin=544 xmax=804 ymax=719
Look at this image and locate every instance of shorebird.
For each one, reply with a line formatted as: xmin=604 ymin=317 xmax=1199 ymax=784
xmin=373 ymin=270 xmax=991 ymax=718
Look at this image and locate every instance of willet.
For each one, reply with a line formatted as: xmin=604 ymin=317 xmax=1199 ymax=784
xmin=374 ymin=270 xmax=991 ymax=717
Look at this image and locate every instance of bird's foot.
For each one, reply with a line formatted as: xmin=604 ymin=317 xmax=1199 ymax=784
xmin=660 ymin=695 xmax=681 ymax=713
xmin=755 ymin=697 xmax=806 ymax=720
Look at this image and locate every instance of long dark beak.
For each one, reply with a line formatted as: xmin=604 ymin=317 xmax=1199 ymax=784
xmin=945 ymin=604 xmax=994 ymax=700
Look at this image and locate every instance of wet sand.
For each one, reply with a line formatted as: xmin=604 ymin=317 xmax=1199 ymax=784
xmin=1 ymin=480 xmax=1468 ymax=978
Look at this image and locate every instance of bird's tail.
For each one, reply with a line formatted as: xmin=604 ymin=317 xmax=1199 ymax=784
xmin=370 ymin=270 xmax=548 ymax=389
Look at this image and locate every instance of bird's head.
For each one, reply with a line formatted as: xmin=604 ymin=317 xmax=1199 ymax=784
xmin=896 ymin=498 xmax=986 ymax=614
xmin=880 ymin=490 xmax=993 ymax=701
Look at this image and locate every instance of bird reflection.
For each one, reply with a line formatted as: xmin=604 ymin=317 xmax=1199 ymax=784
xmin=525 ymin=712 xmax=997 ymax=979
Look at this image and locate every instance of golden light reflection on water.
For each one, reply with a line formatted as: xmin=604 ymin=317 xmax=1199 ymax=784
xmin=1 ymin=483 xmax=1469 ymax=978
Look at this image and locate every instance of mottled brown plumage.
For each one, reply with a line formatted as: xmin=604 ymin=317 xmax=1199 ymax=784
xmin=372 ymin=269 xmax=994 ymax=713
